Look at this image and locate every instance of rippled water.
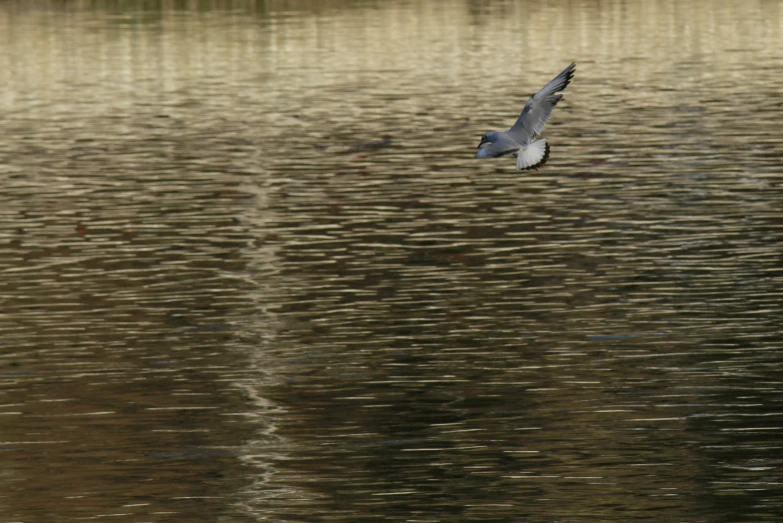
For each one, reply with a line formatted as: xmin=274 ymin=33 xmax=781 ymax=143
xmin=1 ymin=0 xmax=782 ymax=521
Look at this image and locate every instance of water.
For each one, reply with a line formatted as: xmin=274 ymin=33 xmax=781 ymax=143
xmin=1 ymin=0 xmax=782 ymax=521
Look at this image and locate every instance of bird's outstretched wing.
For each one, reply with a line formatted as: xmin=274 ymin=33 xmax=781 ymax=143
xmin=506 ymin=63 xmax=575 ymax=145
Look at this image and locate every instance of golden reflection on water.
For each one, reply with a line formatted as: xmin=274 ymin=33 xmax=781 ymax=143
xmin=0 ymin=0 xmax=782 ymax=521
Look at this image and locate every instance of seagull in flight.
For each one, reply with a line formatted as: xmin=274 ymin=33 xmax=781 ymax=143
xmin=475 ymin=63 xmax=575 ymax=170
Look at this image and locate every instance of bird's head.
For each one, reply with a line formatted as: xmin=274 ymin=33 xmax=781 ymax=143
xmin=477 ymin=131 xmax=497 ymax=149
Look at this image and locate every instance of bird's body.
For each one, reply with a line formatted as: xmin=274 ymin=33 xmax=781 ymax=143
xmin=475 ymin=63 xmax=575 ymax=170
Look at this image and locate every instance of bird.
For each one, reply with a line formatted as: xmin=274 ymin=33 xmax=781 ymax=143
xmin=475 ymin=63 xmax=575 ymax=170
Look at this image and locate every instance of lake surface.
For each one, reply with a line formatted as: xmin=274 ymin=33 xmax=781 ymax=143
xmin=1 ymin=0 xmax=782 ymax=521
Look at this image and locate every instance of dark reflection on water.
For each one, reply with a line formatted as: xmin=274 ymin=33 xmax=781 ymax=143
xmin=2 ymin=0 xmax=783 ymax=521
xmin=249 ymin=174 xmax=783 ymax=520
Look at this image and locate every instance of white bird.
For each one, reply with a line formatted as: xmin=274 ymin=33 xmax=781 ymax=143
xmin=475 ymin=63 xmax=575 ymax=170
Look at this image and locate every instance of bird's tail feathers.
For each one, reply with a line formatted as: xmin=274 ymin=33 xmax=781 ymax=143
xmin=516 ymin=139 xmax=550 ymax=170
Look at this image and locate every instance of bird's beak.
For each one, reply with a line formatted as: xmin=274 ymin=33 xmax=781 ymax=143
xmin=476 ymin=141 xmax=484 ymax=149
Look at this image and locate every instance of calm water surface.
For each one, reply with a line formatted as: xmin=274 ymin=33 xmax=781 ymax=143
xmin=1 ymin=0 xmax=782 ymax=521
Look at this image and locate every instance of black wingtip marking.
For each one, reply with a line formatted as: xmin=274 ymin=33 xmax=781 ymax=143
xmin=522 ymin=142 xmax=551 ymax=171
xmin=561 ymin=62 xmax=576 ymax=91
